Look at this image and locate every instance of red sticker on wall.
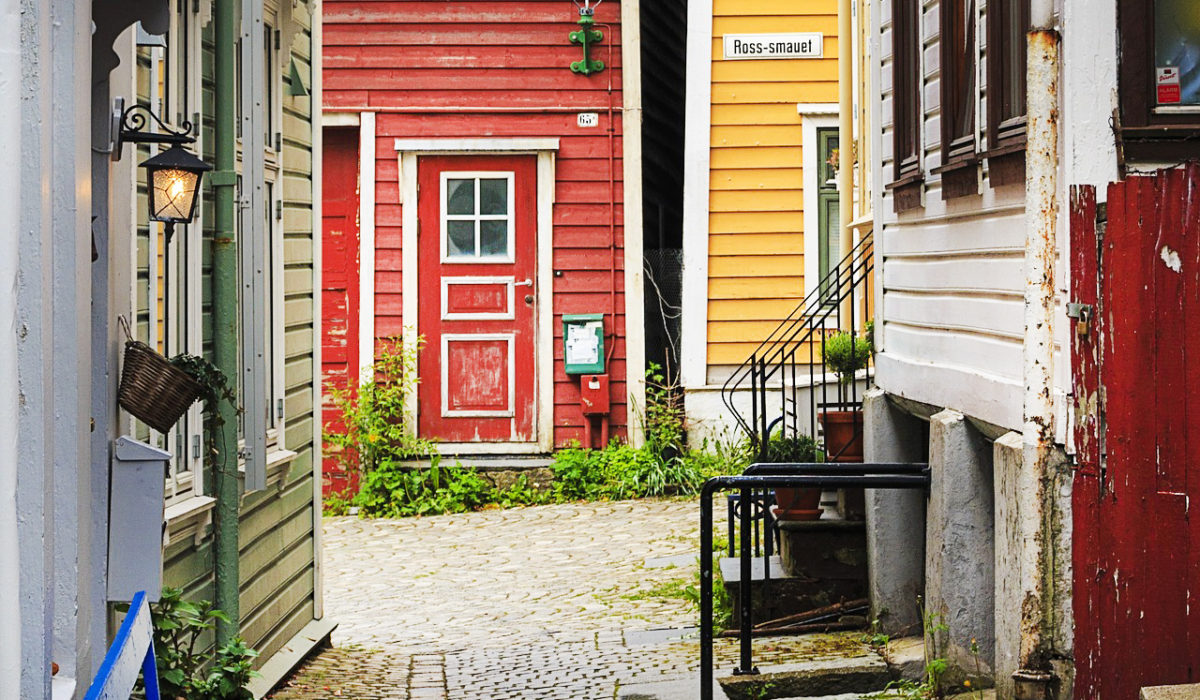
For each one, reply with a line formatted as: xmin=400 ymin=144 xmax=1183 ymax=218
xmin=1158 ymin=67 xmax=1182 ymax=104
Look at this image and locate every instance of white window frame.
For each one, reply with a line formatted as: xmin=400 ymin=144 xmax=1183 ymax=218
xmin=136 ymin=2 xmax=206 ymax=508
xmin=799 ymin=108 xmax=840 ymax=300
xmin=439 ymin=171 xmax=516 ymax=264
xmin=440 ymin=333 xmax=516 ymax=418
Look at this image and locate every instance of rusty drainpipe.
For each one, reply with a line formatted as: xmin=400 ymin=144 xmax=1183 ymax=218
xmin=1016 ymin=0 xmax=1060 ymax=698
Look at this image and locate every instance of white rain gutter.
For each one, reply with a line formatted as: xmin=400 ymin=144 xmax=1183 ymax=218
xmin=838 ymin=0 xmax=854 ymax=329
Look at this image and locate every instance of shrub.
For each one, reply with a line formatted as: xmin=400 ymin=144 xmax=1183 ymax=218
xmin=324 ymin=335 xmax=435 ymax=476
xmin=822 ymin=330 xmax=871 ymax=384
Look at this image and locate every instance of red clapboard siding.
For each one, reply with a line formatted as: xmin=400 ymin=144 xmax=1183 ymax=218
xmin=324 ymin=0 xmax=632 ymax=448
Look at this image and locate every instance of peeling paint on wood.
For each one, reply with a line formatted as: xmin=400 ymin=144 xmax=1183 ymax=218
xmin=1072 ymin=166 xmax=1200 ymax=699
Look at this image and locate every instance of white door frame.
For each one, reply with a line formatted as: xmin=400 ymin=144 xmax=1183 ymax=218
xmin=396 ymin=138 xmax=558 ymax=454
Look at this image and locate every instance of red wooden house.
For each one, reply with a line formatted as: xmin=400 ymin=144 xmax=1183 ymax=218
xmin=320 ymin=0 xmax=680 ymax=493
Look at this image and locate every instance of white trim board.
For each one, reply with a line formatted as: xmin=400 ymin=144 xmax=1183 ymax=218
xmin=394 ymin=137 xmax=560 ymax=153
xmin=398 ymin=142 xmax=557 ymax=453
xmin=681 ymin=0 xmax=714 ymax=390
xmin=801 ymin=110 xmax=838 ymax=299
xmin=797 ymin=103 xmax=840 ymax=115
xmin=358 ymin=112 xmax=377 ymax=382
xmin=310 ymin=0 xmax=326 ymax=621
xmin=622 ymin=0 xmax=647 ymax=447
xmin=322 ymin=112 xmax=360 ymax=127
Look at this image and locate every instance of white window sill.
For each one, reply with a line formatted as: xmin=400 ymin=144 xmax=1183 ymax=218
xmin=164 ymin=495 xmax=217 ymax=548
xmin=237 ymin=447 xmax=298 ymax=493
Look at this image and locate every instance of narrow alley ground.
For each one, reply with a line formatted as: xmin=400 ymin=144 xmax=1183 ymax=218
xmin=268 ymin=498 xmax=869 ymax=699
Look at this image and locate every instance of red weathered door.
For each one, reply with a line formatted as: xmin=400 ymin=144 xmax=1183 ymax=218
xmin=1072 ymin=168 xmax=1200 ymax=698
xmin=416 ymin=155 xmax=538 ymax=443
xmin=321 ymin=127 xmax=361 ymax=494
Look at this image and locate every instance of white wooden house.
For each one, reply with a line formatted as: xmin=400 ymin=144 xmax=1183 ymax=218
xmin=865 ymin=0 xmax=1200 ymax=697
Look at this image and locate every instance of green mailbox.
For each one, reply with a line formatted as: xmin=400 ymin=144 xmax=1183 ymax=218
xmin=563 ymin=313 xmax=606 ymax=375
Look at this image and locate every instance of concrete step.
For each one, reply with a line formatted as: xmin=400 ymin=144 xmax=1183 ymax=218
xmin=720 ymin=555 xmax=869 ymax=628
xmin=1141 ymin=684 xmax=1200 ymax=700
xmin=718 ymin=652 xmax=893 ymax=700
xmin=399 ymin=455 xmax=554 ymax=470
xmin=397 ymin=455 xmax=555 ymax=491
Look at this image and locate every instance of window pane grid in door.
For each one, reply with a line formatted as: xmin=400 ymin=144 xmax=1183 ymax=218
xmin=441 ymin=172 xmax=514 ymax=263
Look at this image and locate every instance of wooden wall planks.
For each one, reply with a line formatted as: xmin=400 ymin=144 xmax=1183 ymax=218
xmin=323 ymin=0 xmax=631 ymax=447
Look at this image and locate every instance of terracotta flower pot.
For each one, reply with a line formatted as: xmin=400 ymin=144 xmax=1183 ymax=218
xmin=820 ymin=409 xmax=866 ymax=520
xmin=820 ymin=410 xmax=864 ymax=462
xmin=773 ymin=486 xmax=823 ymax=521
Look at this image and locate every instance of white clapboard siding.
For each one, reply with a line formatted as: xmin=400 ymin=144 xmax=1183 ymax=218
xmin=874 ymin=0 xmax=1030 ymax=431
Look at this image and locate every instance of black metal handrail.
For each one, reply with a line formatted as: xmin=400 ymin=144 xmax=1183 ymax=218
xmin=698 ymin=464 xmax=930 ymax=700
xmin=721 ymin=236 xmax=874 ymax=460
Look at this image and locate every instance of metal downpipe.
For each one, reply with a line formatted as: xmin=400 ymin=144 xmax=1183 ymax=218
xmin=1017 ymin=0 xmax=1060 ymax=693
xmin=212 ymin=0 xmax=241 ymax=644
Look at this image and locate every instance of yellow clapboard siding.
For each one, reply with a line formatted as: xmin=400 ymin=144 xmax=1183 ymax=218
xmin=710 ymin=189 xmax=803 ymax=213
xmin=714 ymin=0 xmax=837 ymax=16
xmin=710 ymin=254 xmax=804 ymax=278
xmin=712 ymin=59 xmax=839 ymax=85
xmin=711 ymin=147 xmax=804 ymax=170
xmin=710 ymin=276 xmax=804 ymax=300
xmin=710 ymin=233 xmax=805 ymax=256
xmin=713 ymin=82 xmax=838 ymax=105
xmin=712 ymin=16 xmax=839 ymax=36
xmin=708 ymin=342 xmax=823 ymax=365
xmin=708 ymin=341 xmax=824 ymax=363
xmin=704 ymin=0 xmax=839 ymax=373
xmin=712 ymin=103 xmax=807 ymax=127
xmin=708 ymin=320 xmax=798 ymax=342
xmin=711 ymin=168 xmax=804 ymax=191
xmin=709 ymin=298 xmax=807 ymax=320
xmin=712 ymin=124 xmax=804 ymax=148
xmin=710 ymin=210 xmax=802 ymax=234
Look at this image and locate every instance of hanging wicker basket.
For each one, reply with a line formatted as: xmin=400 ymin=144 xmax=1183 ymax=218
xmin=118 ymin=339 xmax=204 ymax=433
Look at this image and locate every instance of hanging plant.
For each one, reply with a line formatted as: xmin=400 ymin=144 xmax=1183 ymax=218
xmin=167 ymin=352 xmax=239 ymax=474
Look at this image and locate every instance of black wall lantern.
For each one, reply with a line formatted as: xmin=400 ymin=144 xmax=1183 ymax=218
xmin=113 ymin=100 xmax=212 ymax=240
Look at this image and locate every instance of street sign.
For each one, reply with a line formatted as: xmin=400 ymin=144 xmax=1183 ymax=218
xmin=723 ymin=33 xmax=823 ymax=60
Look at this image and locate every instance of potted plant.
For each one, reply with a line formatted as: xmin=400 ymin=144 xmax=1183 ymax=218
xmin=767 ymin=433 xmax=824 ymax=521
xmin=820 ymin=330 xmax=871 ymax=463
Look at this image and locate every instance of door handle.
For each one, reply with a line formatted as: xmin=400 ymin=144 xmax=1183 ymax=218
xmin=514 ymin=278 xmax=533 ymax=288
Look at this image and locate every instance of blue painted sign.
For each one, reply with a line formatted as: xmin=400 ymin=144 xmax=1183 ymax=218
xmin=83 ymin=590 xmax=160 ymax=700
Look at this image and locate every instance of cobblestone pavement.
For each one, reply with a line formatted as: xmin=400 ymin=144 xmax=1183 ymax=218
xmin=269 ymin=498 xmax=873 ymax=699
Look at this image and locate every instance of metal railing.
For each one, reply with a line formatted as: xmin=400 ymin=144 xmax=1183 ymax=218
xmin=721 ymin=235 xmax=874 ymax=460
xmin=698 ymin=463 xmax=930 ymax=700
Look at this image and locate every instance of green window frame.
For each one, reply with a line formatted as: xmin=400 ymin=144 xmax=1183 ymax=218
xmin=817 ymin=127 xmax=840 ymax=301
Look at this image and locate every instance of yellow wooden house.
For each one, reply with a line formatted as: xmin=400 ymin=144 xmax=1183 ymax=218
xmin=681 ymin=0 xmax=858 ymax=443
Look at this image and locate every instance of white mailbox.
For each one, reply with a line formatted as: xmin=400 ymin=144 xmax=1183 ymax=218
xmin=107 ymin=436 xmax=170 ymax=603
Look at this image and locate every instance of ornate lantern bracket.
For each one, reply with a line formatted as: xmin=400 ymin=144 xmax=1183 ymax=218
xmin=111 ymin=98 xmax=199 ymax=160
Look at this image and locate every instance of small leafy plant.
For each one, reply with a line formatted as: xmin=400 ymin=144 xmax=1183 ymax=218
xmin=324 ymin=335 xmax=435 ymax=476
xmin=168 ymin=353 xmax=239 ymax=475
xmin=354 ymin=457 xmax=494 ymax=518
xmin=870 ymin=600 xmax=950 ymax=700
xmin=765 ymin=432 xmax=822 ymax=463
xmin=129 ymin=587 xmax=259 ymax=700
xmin=822 ymin=330 xmax=871 ymax=385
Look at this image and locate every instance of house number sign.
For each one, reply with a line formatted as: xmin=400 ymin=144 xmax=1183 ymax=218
xmin=723 ymin=33 xmax=823 ymax=60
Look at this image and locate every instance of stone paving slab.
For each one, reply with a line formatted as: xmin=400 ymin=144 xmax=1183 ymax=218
xmin=268 ymin=498 xmax=876 ymax=699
